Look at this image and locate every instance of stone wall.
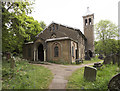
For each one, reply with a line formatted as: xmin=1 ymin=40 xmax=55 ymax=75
xmin=23 ymin=43 xmax=34 ymax=60
xmin=83 ymin=14 xmax=94 ymax=53
xmin=46 ymin=39 xmax=71 ymax=63
xmin=71 ymin=41 xmax=77 ymax=62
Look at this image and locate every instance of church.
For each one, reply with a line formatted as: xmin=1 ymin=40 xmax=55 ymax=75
xmin=23 ymin=7 xmax=94 ymax=63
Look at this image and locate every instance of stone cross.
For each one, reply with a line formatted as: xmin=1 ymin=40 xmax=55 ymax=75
xmin=84 ymin=66 xmax=97 ymax=81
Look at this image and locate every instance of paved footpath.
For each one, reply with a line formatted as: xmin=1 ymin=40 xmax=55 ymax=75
xmin=34 ymin=62 xmax=97 ymax=89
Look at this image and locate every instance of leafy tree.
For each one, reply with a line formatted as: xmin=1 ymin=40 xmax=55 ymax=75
xmin=95 ymin=39 xmax=119 ymax=55
xmin=40 ymin=21 xmax=46 ymax=29
xmin=2 ymin=1 xmax=46 ymax=53
xmin=95 ymin=20 xmax=118 ymax=56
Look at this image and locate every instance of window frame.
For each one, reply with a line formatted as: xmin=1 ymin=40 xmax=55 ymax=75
xmin=54 ymin=46 xmax=59 ymax=57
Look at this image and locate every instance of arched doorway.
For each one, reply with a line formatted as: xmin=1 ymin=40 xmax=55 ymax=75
xmin=38 ymin=44 xmax=44 ymax=61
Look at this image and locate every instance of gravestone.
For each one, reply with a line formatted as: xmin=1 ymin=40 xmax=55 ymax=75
xmin=84 ymin=66 xmax=97 ymax=81
xmin=108 ymin=73 xmax=120 ymax=91
xmin=103 ymin=54 xmax=119 ymax=65
xmin=103 ymin=55 xmax=112 ymax=64
xmin=6 ymin=52 xmax=11 ymax=60
xmin=10 ymin=57 xmax=15 ymax=69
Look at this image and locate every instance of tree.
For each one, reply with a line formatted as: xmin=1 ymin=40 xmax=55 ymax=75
xmin=95 ymin=39 xmax=119 ymax=55
xmin=95 ymin=20 xmax=118 ymax=56
xmin=40 ymin=21 xmax=46 ymax=29
xmin=2 ymin=1 xmax=46 ymax=53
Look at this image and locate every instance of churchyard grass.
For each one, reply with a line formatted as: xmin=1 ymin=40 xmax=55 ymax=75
xmin=2 ymin=57 xmax=53 ymax=89
xmin=71 ymin=56 xmax=103 ymax=65
xmin=48 ymin=56 xmax=103 ymax=65
xmin=67 ymin=64 xmax=120 ymax=89
xmin=83 ymin=56 xmax=103 ymax=64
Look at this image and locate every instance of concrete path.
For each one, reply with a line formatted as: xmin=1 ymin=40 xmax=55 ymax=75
xmin=34 ymin=62 xmax=96 ymax=89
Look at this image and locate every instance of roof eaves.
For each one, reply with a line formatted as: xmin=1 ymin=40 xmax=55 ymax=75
xmin=45 ymin=37 xmax=70 ymax=42
xmin=24 ymin=41 xmax=34 ymax=45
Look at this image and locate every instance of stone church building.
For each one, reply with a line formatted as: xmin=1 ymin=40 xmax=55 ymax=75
xmin=23 ymin=7 xmax=94 ymax=63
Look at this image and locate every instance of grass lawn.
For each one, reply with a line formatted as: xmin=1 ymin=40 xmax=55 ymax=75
xmin=67 ymin=64 xmax=120 ymax=90
xmin=2 ymin=57 xmax=53 ymax=89
xmin=71 ymin=56 xmax=103 ymax=65
xmin=83 ymin=57 xmax=103 ymax=64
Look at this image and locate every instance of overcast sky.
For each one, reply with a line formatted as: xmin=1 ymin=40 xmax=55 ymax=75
xmin=29 ymin=0 xmax=120 ymax=34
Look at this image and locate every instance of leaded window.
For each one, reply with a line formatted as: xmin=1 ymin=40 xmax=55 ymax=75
xmin=54 ymin=46 xmax=59 ymax=57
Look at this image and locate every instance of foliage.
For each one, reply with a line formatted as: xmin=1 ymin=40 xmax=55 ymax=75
xmin=95 ymin=20 xmax=118 ymax=40
xmin=95 ymin=39 xmax=120 ymax=55
xmin=2 ymin=57 xmax=53 ymax=89
xmin=67 ymin=64 xmax=120 ymax=89
xmin=40 ymin=21 xmax=46 ymax=29
xmin=95 ymin=20 xmax=119 ymax=56
xmin=2 ymin=1 xmax=46 ymax=53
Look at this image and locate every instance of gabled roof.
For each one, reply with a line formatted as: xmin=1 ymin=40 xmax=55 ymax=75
xmin=36 ymin=22 xmax=87 ymax=42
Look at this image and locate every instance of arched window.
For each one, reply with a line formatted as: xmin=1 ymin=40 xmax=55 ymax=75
xmin=85 ymin=19 xmax=87 ymax=26
xmin=89 ymin=18 xmax=91 ymax=25
xmin=54 ymin=46 xmax=59 ymax=57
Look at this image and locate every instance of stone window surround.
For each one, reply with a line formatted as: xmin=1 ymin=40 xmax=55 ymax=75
xmin=52 ymin=42 xmax=62 ymax=58
xmin=54 ymin=46 xmax=59 ymax=57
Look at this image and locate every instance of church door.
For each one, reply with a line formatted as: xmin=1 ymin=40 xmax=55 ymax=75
xmin=76 ymin=49 xmax=78 ymax=59
xmin=38 ymin=44 xmax=44 ymax=61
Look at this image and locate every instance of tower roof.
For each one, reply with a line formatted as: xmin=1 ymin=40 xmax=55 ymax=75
xmin=83 ymin=7 xmax=94 ymax=17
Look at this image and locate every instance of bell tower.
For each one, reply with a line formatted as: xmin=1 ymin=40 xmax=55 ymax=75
xmin=83 ymin=7 xmax=94 ymax=56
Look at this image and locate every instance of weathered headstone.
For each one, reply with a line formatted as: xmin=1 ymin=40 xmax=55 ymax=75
xmin=10 ymin=58 xmax=15 ymax=69
xmin=108 ymin=73 xmax=120 ymax=91
xmin=103 ymin=55 xmax=112 ymax=64
xmin=6 ymin=52 xmax=11 ymax=60
xmin=103 ymin=54 xmax=119 ymax=65
xmin=84 ymin=66 xmax=97 ymax=81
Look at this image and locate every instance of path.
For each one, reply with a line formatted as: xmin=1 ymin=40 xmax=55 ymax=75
xmin=34 ymin=62 xmax=97 ymax=89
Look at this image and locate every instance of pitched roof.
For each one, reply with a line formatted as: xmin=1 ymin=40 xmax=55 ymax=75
xmin=36 ymin=22 xmax=87 ymax=42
